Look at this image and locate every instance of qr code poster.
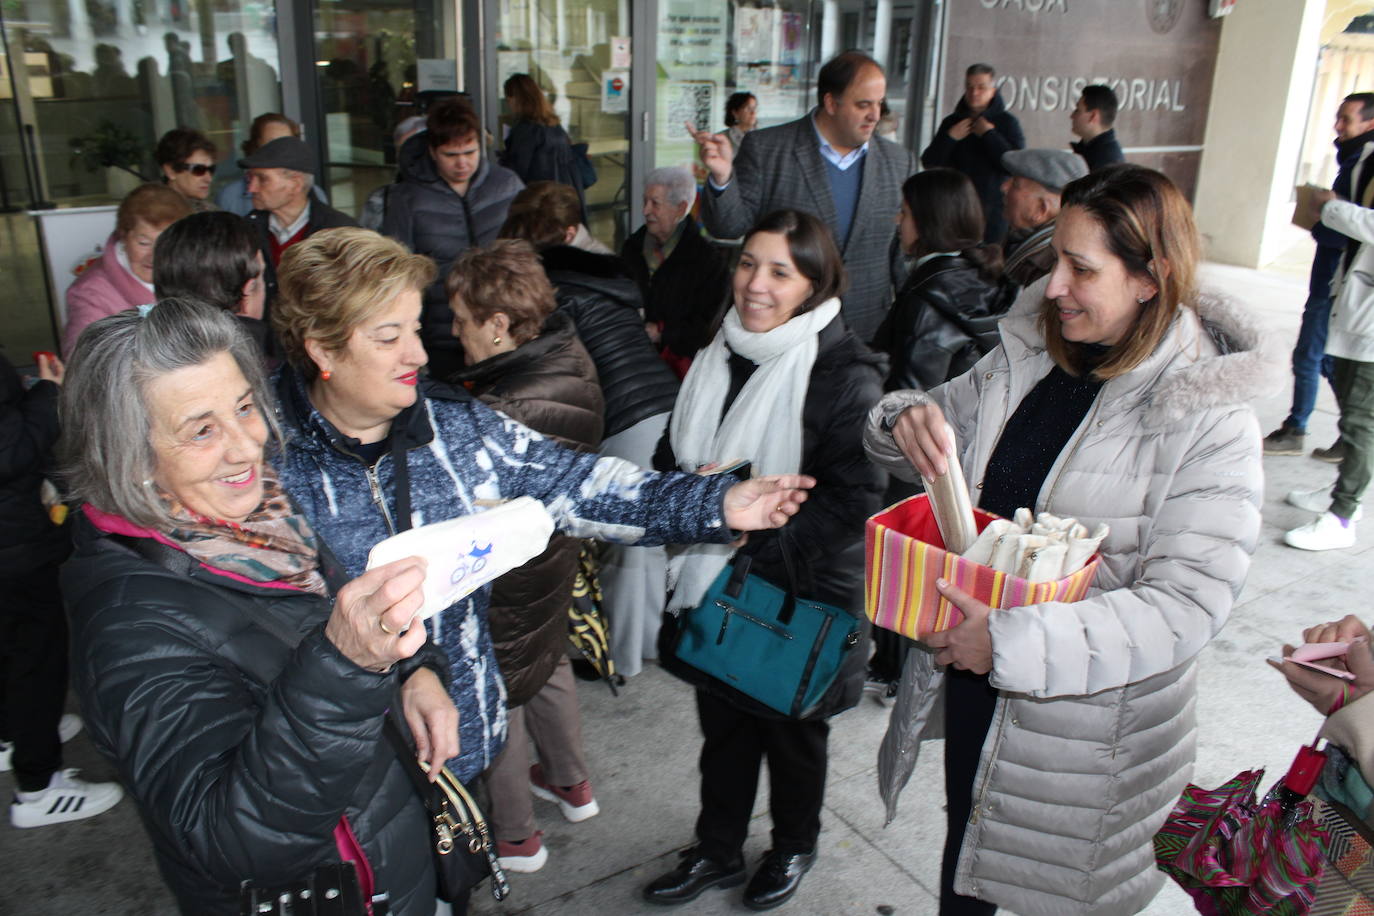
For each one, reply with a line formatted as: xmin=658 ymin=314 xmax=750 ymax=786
xmin=662 ymin=80 xmax=717 ymax=141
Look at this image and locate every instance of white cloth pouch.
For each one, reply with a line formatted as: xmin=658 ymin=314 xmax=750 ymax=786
xmin=365 ymin=496 xmax=556 ymax=621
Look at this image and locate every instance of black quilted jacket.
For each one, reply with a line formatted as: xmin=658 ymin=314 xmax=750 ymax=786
xmin=872 ymin=254 xmax=1008 ymax=392
xmin=63 ymin=512 xmax=447 ymax=916
xmin=540 ymin=244 xmax=679 ymax=437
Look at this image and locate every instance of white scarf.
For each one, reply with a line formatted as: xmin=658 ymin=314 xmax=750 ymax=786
xmin=666 ymin=297 xmax=841 ymax=611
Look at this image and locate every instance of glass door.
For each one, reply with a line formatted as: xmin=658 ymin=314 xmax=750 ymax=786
xmin=654 ymin=1 xmax=816 ymax=175
xmin=493 ymin=0 xmax=633 ymax=250
xmin=312 ymin=0 xmax=451 ymax=217
xmin=0 ymin=0 xmax=282 ymax=356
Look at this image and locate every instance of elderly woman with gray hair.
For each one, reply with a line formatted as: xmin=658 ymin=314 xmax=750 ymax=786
xmin=58 ymin=298 xmax=458 ymax=916
xmin=620 ymin=165 xmax=732 ymax=375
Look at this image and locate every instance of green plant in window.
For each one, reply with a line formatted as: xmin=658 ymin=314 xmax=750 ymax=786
xmin=70 ymin=119 xmax=148 ymax=180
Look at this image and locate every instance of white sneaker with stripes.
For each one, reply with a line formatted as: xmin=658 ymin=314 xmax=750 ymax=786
xmin=0 ymin=713 xmax=84 ymax=772
xmin=10 ymin=768 xmax=123 ymax=828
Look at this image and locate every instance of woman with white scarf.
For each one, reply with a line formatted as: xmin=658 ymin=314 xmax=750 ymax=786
xmin=645 ymin=209 xmax=886 ymax=911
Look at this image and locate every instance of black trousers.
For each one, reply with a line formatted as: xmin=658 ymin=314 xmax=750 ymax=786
xmin=940 ymin=669 xmax=1000 ymax=916
xmin=0 ymin=561 xmax=69 ymax=792
xmin=694 ymin=689 xmax=829 ymax=862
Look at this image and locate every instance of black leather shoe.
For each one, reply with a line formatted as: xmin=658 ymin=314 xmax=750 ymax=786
xmin=743 ymin=849 xmax=816 ymax=911
xmin=642 ymin=846 xmax=746 ymax=905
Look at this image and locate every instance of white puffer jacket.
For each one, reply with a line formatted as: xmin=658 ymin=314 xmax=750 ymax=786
xmin=864 ymin=280 xmax=1280 ymax=915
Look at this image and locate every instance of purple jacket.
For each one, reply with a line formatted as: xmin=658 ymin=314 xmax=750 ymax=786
xmin=63 ymin=233 xmax=154 ymax=356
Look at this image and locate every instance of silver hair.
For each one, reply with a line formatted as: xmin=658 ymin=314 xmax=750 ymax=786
xmin=59 ymin=298 xmax=280 ymax=530
xmin=644 ymin=166 xmax=697 ymax=207
xmin=292 ymin=168 xmax=315 ymax=192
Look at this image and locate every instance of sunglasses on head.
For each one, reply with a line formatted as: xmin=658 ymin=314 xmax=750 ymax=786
xmin=173 ymin=161 xmax=216 ymax=176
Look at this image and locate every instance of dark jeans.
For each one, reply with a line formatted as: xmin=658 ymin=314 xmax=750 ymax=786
xmin=694 ymin=689 xmax=829 ymax=862
xmin=940 ymin=669 xmax=1000 ymax=916
xmin=1286 ymin=245 xmax=1342 ymax=431
xmin=1332 ymin=356 xmax=1374 ymax=519
xmin=0 ymin=561 xmax=68 ymax=792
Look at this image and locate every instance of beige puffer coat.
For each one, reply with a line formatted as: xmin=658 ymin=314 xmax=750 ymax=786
xmin=864 ymin=280 xmax=1280 ymax=915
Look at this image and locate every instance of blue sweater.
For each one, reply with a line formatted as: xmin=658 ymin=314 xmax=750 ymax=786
xmin=274 ymin=370 xmax=735 ymax=781
xmin=825 ymin=155 xmax=865 ymax=247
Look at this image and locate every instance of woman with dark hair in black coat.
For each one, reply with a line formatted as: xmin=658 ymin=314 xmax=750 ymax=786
xmin=500 ymin=181 xmax=680 ymax=677
xmin=646 ymin=209 xmax=885 ymax=911
xmin=872 ymin=168 xmax=1008 ymax=394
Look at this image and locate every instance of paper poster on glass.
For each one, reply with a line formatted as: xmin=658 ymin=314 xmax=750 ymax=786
xmin=602 ymin=70 xmax=629 ymax=113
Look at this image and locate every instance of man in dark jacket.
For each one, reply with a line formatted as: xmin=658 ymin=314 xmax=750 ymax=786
xmin=922 ymin=63 xmax=1026 ymax=243
xmin=1266 ymin=92 xmax=1374 ymax=458
xmin=241 ymin=137 xmax=357 ymax=312
xmin=621 ymin=166 xmax=731 ymax=371
xmin=1 ymin=352 xmax=123 ymax=829
xmin=1070 ymin=84 xmax=1126 ymax=171
xmin=381 ymin=98 xmax=524 ymax=378
xmin=999 ymin=148 xmax=1088 ymax=290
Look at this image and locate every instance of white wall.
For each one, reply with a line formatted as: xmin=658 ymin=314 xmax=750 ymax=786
xmin=1194 ymin=0 xmax=1327 ymax=268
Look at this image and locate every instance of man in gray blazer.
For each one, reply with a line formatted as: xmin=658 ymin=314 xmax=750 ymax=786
xmin=690 ymin=51 xmax=917 ymax=342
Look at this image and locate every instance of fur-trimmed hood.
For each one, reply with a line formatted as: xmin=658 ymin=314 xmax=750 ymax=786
xmin=999 ymin=277 xmax=1285 ymax=428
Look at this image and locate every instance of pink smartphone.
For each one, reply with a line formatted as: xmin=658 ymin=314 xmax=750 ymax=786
xmin=1270 ymin=655 xmax=1357 ymax=681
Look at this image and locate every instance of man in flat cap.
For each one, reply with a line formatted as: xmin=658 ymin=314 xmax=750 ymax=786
xmin=999 ymin=148 xmax=1089 ymax=290
xmin=241 ymin=136 xmax=357 ymax=307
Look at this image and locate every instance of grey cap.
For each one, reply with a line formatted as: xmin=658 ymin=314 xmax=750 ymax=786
xmin=237 ymin=136 xmax=317 ymax=176
xmin=1001 ymin=148 xmax=1088 ymax=193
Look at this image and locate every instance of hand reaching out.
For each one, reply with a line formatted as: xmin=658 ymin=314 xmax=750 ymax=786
xmin=722 ymin=474 xmax=816 ymax=531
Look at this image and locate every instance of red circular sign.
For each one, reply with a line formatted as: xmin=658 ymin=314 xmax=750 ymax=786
xmin=611 ymin=78 xmax=624 ymax=91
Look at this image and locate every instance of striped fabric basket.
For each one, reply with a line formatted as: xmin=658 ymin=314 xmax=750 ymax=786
xmin=865 ymin=494 xmax=1100 ymax=638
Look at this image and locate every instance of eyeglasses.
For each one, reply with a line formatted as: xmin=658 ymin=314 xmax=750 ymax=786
xmin=173 ymin=162 xmax=216 ymax=176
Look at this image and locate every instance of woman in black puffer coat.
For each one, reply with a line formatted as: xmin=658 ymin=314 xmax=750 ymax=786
xmin=59 ymin=301 xmax=456 ymax=916
xmin=446 ymin=239 xmax=604 ymax=874
xmin=500 ymin=181 xmax=679 ymax=677
xmin=646 ymin=210 xmax=885 ymax=911
xmin=872 ymin=168 xmax=1008 ymax=393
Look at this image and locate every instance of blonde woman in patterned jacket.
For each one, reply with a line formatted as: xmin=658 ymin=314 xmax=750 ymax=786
xmin=863 ymin=165 xmax=1280 ymax=916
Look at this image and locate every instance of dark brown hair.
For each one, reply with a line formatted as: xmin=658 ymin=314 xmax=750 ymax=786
xmin=742 ymin=209 xmax=846 ymax=314
xmin=900 ymin=169 xmax=1001 ymax=281
xmin=154 ymin=127 xmax=215 ymax=167
xmin=242 ymin=113 xmax=300 ymax=156
xmin=447 ymin=239 xmax=557 ymax=345
xmin=503 ymin=73 xmax=559 ymax=127
xmin=426 ymin=97 xmax=482 ymax=149
xmin=1041 ymin=164 xmax=1199 ymax=380
xmin=816 ymin=51 xmax=882 ymax=109
xmin=499 ymin=181 xmax=582 ymax=250
xmin=724 ymin=92 xmax=755 ymax=127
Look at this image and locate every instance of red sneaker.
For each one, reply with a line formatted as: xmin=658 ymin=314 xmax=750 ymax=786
xmin=496 ymin=830 xmax=548 ymax=873
xmin=530 ymin=763 xmax=600 ymax=822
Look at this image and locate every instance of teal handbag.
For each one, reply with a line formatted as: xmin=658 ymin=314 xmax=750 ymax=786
xmin=673 ymin=551 xmax=860 ymax=719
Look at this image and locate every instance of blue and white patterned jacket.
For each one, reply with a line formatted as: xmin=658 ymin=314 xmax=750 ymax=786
xmin=274 ymin=367 xmax=735 ymax=781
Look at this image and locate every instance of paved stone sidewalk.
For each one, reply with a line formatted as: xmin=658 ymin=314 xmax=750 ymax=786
xmin=5 ymin=261 xmax=1372 ymax=915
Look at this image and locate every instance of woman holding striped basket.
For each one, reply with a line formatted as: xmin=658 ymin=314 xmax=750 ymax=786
xmin=863 ymin=164 xmax=1277 ymax=916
